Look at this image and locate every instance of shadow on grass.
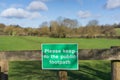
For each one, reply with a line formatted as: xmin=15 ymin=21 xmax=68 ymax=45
xmin=68 ymin=65 xmax=111 ymax=80
xmin=9 ymin=61 xmax=58 ymax=80
xmin=9 ymin=61 xmax=111 ymax=80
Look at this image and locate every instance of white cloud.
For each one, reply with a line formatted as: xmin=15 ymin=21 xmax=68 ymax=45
xmin=30 ymin=12 xmax=42 ymax=19
xmin=106 ymin=0 xmax=120 ymax=9
xmin=0 ymin=8 xmax=41 ymax=19
xmin=77 ymin=10 xmax=91 ymax=18
xmin=27 ymin=1 xmax=48 ymax=11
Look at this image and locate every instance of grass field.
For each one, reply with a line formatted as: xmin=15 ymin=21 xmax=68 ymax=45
xmin=9 ymin=60 xmax=111 ymax=80
xmin=0 ymin=36 xmax=120 ymax=51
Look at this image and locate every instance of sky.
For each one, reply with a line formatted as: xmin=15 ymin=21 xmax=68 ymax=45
xmin=0 ymin=0 xmax=120 ymax=28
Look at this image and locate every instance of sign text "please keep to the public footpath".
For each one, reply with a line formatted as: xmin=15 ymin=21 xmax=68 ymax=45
xmin=42 ymin=44 xmax=78 ymax=70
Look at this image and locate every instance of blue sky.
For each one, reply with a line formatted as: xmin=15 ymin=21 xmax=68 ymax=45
xmin=0 ymin=0 xmax=120 ymax=27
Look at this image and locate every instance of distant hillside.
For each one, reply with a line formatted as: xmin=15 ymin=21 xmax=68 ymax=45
xmin=115 ymin=28 xmax=120 ymax=36
xmin=0 ymin=23 xmax=6 ymax=35
xmin=0 ymin=29 xmax=6 ymax=35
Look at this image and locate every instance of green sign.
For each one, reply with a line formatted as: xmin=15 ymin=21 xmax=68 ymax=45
xmin=41 ymin=43 xmax=78 ymax=70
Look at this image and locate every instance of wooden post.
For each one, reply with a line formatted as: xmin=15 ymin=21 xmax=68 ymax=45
xmin=112 ymin=60 xmax=120 ymax=80
xmin=0 ymin=60 xmax=8 ymax=73
xmin=58 ymin=71 xmax=67 ymax=80
xmin=0 ymin=66 xmax=1 ymax=80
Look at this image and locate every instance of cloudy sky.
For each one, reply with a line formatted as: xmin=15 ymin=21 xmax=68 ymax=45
xmin=0 ymin=0 xmax=120 ymax=27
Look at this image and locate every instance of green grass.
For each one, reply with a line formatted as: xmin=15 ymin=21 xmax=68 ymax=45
xmin=9 ymin=60 xmax=111 ymax=80
xmin=9 ymin=61 xmax=58 ymax=80
xmin=68 ymin=60 xmax=111 ymax=80
xmin=0 ymin=36 xmax=120 ymax=51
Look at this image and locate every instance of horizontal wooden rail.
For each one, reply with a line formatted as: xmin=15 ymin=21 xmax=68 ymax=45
xmin=0 ymin=47 xmax=120 ymax=80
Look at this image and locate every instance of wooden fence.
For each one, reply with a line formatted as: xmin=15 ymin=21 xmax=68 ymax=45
xmin=0 ymin=47 xmax=120 ymax=80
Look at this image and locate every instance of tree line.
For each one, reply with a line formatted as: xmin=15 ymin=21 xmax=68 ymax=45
xmin=0 ymin=18 xmax=120 ymax=38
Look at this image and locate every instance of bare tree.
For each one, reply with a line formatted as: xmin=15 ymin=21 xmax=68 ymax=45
xmin=61 ymin=18 xmax=79 ymax=37
xmin=87 ymin=20 xmax=99 ymax=26
xmin=49 ymin=21 xmax=59 ymax=37
xmin=39 ymin=22 xmax=50 ymax=36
